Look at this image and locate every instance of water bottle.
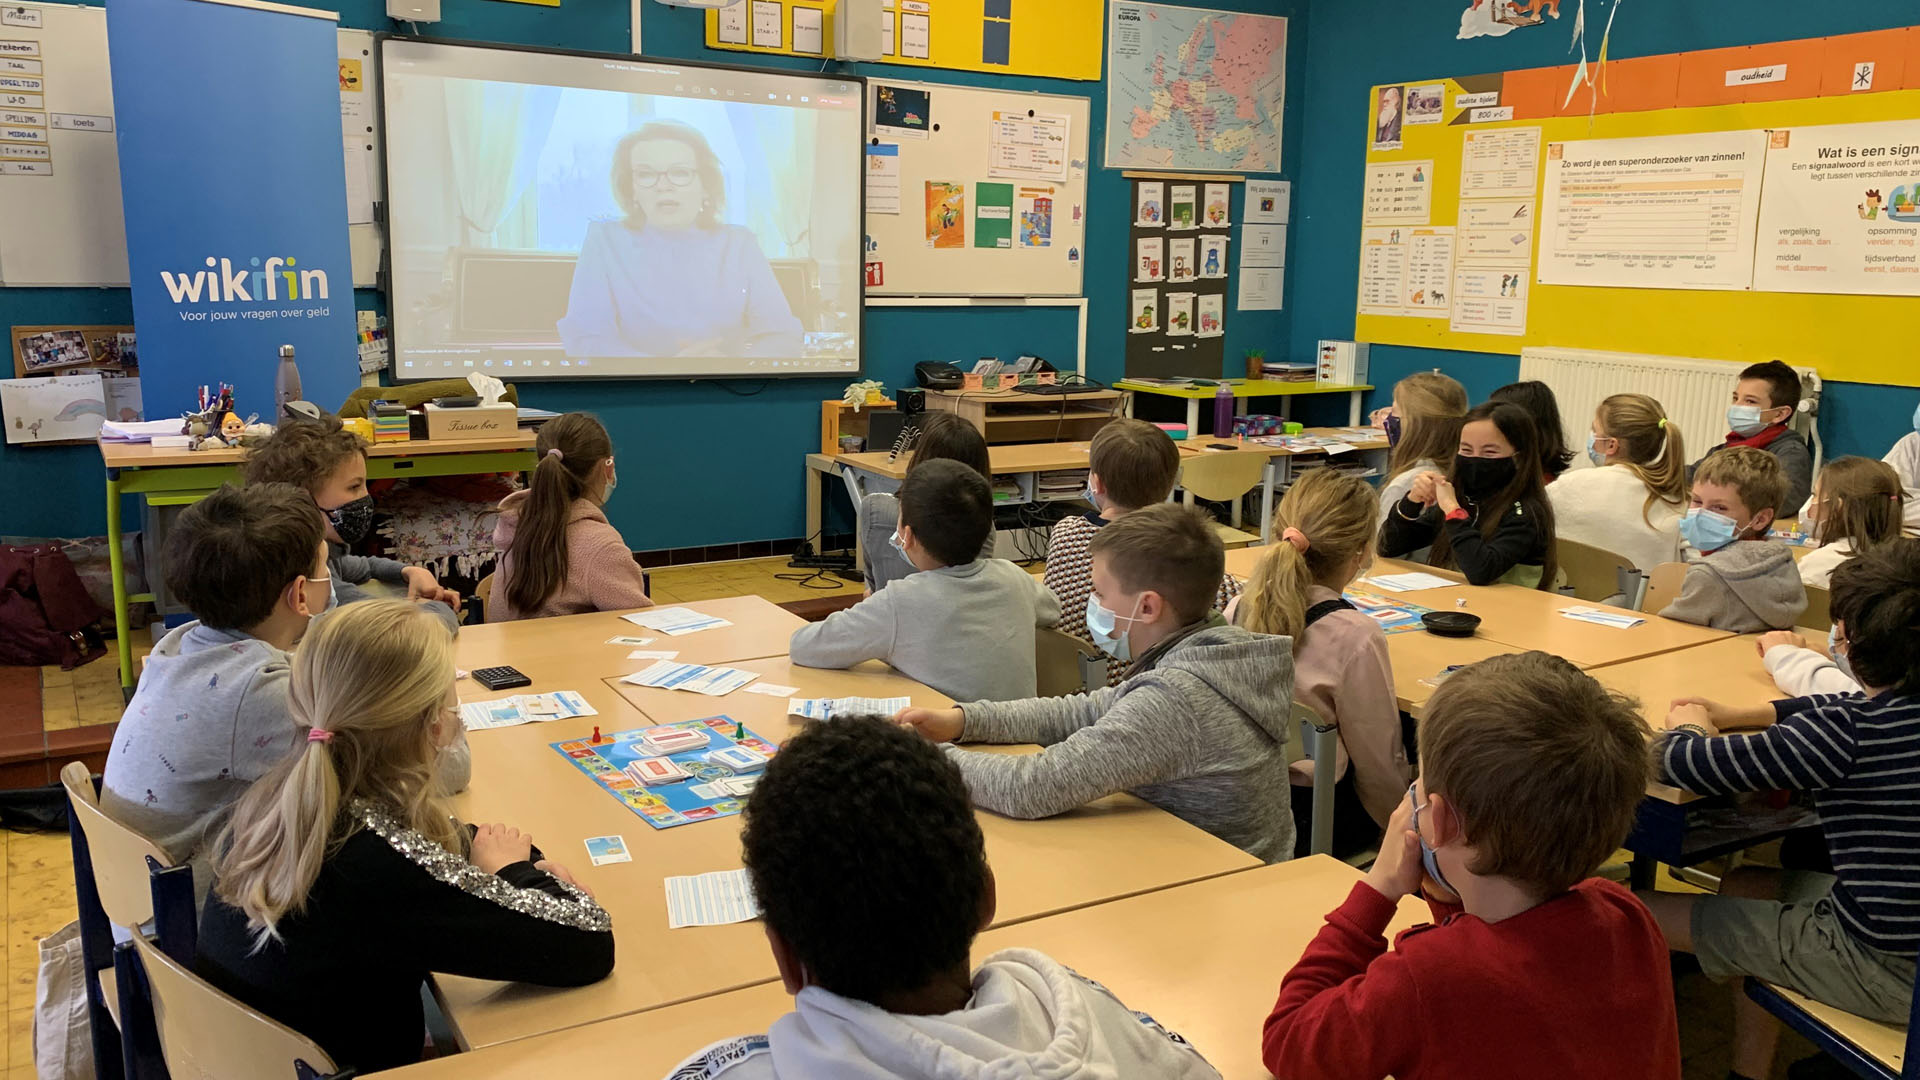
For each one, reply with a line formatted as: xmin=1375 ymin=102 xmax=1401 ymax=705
xmin=274 ymin=344 xmax=303 ymax=419
xmin=1213 ymin=382 xmax=1235 ymax=438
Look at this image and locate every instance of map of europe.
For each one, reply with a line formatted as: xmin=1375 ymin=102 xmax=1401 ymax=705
xmin=1104 ymin=4 xmax=1288 ymax=172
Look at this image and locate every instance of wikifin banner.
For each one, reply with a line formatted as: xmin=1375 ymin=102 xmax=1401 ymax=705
xmin=108 ymin=0 xmax=357 ymax=420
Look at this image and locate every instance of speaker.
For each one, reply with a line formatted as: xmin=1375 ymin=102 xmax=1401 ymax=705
xmin=897 ymin=389 xmax=926 ymax=415
xmin=387 ymin=0 xmax=439 ymax=19
xmin=834 ymin=0 xmax=885 ymax=60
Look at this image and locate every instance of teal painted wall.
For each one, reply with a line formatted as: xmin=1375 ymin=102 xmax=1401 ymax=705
xmin=0 ymin=0 xmax=1305 ymax=546
xmin=1283 ymin=0 xmax=1920 ymax=457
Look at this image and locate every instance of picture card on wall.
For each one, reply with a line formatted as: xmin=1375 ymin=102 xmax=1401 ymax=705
xmin=1196 ymin=294 xmax=1224 ymax=337
xmin=1129 ymin=288 xmax=1160 ymax=333
xmin=1168 ymin=237 xmax=1196 ymax=283
xmin=1240 ymin=225 xmax=1287 ymax=268
xmin=1136 ymin=181 xmax=1165 ymax=227
xmin=1164 ymin=292 xmax=1194 ymax=336
xmin=1204 ymin=183 xmax=1232 ymax=226
xmin=1238 ymin=266 xmax=1284 ymax=311
xmin=1135 ymin=237 xmax=1165 ymax=282
xmin=1168 ymin=184 xmax=1197 ymax=229
xmin=1245 ymin=179 xmax=1290 ymax=224
xmin=1198 ymin=235 xmax=1229 ymax=279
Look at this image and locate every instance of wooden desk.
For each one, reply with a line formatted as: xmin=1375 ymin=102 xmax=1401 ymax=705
xmin=458 ymin=596 xmax=805 ymax=670
xmin=392 ymin=856 xmax=1422 ymax=1080
xmin=1117 ymin=377 xmax=1376 ymax=431
xmin=440 ymin=642 xmax=1261 ymax=1050
xmin=1443 ymin=583 xmax=1731 ymax=669
xmin=100 ymin=433 xmax=538 ymax=692
xmin=923 ymin=385 xmax=1126 ymax=445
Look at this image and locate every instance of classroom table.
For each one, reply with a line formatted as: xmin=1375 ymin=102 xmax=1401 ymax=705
xmin=439 ymin=619 xmax=1261 ymax=1051
xmin=100 ymin=433 xmax=538 ymax=694
xmin=456 ymin=596 xmax=805 ymax=670
xmin=391 ymin=856 xmax=1425 ymax=1080
xmin=1591 ymin=633 xmax=1820 ymax=885
xmin=1116 ymin=377 xmax=1376 ymax=431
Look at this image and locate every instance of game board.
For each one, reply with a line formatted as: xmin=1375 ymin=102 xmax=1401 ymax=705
xmin=553 ymin=716 xmax=779 ymax=830
xmin=1343 ymin=589 xmax=1435 ymax=635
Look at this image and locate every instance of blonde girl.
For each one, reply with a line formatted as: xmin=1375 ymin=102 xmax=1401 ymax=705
xmin=199 ymin=600 xmax=613 ymax=1074
xmin=1801 ymin=457 xmax=1905 ymax=588
xmin=1548 ymin=393 xmax=1689 ymax=572
xmin=1377 ymin=371 xmax=1469 ymax=525
xmin=1230 ymin=468 xmax=1407 ymax=857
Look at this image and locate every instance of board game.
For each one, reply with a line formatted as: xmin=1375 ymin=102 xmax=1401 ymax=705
xmin=1343 ymin=589 xmax=1435 ymax=635
xmin=553 ymin=716 xmax=780 ymax=830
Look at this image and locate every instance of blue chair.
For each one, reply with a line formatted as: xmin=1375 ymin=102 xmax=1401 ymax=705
xmin=1745 ymin=967 xmax=1916 ymax=1078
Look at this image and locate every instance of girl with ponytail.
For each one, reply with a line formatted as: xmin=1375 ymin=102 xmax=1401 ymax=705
xmin=1228 ymin=469 xmax=1407 ymax=858
xmin=489 ymin=412 xmax=651 ymax=621
xmin=1799 ymin=456 xmax=1906 ymax=588
xmin=199 ymin=600 xmax=614 ymax=1073
xmin=1377 ymin=371 xmax=1469 ymax=525
xmin=1547 ymin=393 xmax=1688 ymax=572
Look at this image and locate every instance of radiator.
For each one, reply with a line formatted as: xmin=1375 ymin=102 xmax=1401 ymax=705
xmin=1517 ymin=346 xmax=1824 ymax=478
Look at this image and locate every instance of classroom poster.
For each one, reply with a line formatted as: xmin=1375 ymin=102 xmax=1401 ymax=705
xmin=1753 ymin=120 xmax=1920 ymax=297
xmin=1196 ymin=293 xmax=1224 ymax=336
xmin=1237 ymin=266 xmax=1284 ymax=310
xmin=1199 ymin=234 xmax=1229 ymax=278
xmin=1169 ymin=184 xmax=1197 ymax=228
xmin=1017 ymin=186 xmax=1054 ymax=247
xmin=107 ymin=0 xmax=357 ymax=419
xmin=1168 ymin=237 xmax=1196 ymax=282
xmin=1246 ymin=179 xmax=1291 ymax=223
xmin=875 ymin=84 xmax=931 ymax=139
xmin=1136 ymin=181 xmax=1164 ymax=226
xmin=1129 ymin=288 xmax=1159 ymax=333
xmin=1242 ymin=225 xmax=1286 ymax=268
xmin=1135 ymin=236 xmax=1164 ymax=282
xmin=864 ymin=143 xmax=901 ymax=215
xmin=1165 ymin=291 xmax=1194 ymax=336
xmin=974 ymin=182 xmax=1013 ymax=248
xmin=1363 ymin=161 xmax=1433 ymax=225
xmin=1204 ymin=183 xmax=1232 ymax=226
xmin=925 ymin=181 xmax=965 ymax=248
xmin=1404 ymin=227 xmax=1455 ymax=314
xmin=1357 ymin=227 xmax=1409 ymax=315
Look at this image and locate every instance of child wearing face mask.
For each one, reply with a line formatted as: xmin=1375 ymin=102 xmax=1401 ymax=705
xmin=242 ymin=416 xmax=461 ymax=633
xmin=1646 ymin=540 xmax=1920 ymax=1080
xmin=489 ymin=412 xmax=652 ymax=621
xmin=1373 ymin=371 xmax=1468 ymax=526
xmin=792 ymin=460 xmax=1059 ymax=701
xmin=101 ymin=484 xmax=338 ymax=897
xmin=1661 ymin=447 xmax=1806 ymax=632
xmin=1548 ymin=393 xmax=1688 ymax=574
xmin=897 ymin=504 xmax=1296 ymax=863
xmin=1262 ymin=651 xmax=1679 ymax=1080
xmin=1688 ymin=360 xmax=1812 ymax=516
xmin=1797 ymin=456 xmax=1905 ymax=589
xmin=1379 ymin=401 xmax=1557 ymax=588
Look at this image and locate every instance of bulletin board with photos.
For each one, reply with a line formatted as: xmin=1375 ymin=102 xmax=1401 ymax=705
xmin=1123 ymin=177 xmax=1234 ymax=380
xmin=3 ymin=323 xmax=143 ymax=446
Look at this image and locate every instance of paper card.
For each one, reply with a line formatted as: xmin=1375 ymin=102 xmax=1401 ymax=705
xmin=925 ymin=181 xmax=966 ymax=248
xmin=627 ymin=757 xmax=691 ymax=785
xmin=974 ymin=181 xmax=1013 ymax=248
xmin=1245 ymin=179 xmax=1290 ymax=224
xmin=1135 ymin=181 xmax=1164 ymax=227
xmin=1168 ymin=184 xmax=1197 ymax=229
xmin=1198 ymin=234 xmax=1228 ymax=279
xmin=628 ymin=650 xmax=679 ymax=660
xmin=1129 ymin=289 xmax=1159 ymax=333
xmin=1361 ymin=572 xmax=1459 ymax=592
xmin=584 ymin=836 xmax=631 ymax=866
xmin=743 ymin=683 xmax=799 ymax=697
xmin=864 ymin=143 xmax=901 ymax=215
xmin=623 ymin=607 xmax=732 ymax=636
xmin=1203 ymin=183 xmax=1232 ymax=226
xmin=1135 ymin=236 xmax=1164 ymax=282
xmin=1164 ymin=292 xmax=1195 ymax=337
xmin=790 ymin=4 xmax=823 ymax=54
xmin=717 ymin=775 xmax=761 ymax=797
xmin=750 ymin=0 xmax=782 ymax=47
xmin=1196 ymin=294 xmax=1224 ymax=338
xmin=665 ymin=869 xmax=761 ymax=929
xmin=606 ymin=635 xmax=656 ymax=647
xmin=1168 ymin=237 xmax=1196 ymax=283
xmin=874 ymin=83 xmax=931 ymax=139
xmin=708 ymin=745 xmax=770 ymax=772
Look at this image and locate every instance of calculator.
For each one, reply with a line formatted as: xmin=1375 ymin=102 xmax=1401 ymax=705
xmin=472 ymin=665 xmax=532 ymax=691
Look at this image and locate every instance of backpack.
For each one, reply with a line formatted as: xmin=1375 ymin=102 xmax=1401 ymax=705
xmin=0 ymin=544 xmax=107 ymax=669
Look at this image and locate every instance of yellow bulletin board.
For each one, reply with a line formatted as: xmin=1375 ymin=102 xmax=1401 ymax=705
xmin=1355 ymin=27 xmax=1920 ymax=388
xmin=704 ymin=0 xmax=1103 ymax=82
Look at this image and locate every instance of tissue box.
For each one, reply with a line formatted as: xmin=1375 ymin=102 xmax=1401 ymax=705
xmin=422 ymin=402 xmax=516 ymax=440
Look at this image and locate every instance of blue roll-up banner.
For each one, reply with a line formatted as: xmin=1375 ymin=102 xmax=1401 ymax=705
xmin=108 ymin=0 xmax=356 ymax=423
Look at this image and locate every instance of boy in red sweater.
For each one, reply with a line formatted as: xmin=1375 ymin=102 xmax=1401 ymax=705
xmin=1261 ymin=651 xmax=1681 ymax=1080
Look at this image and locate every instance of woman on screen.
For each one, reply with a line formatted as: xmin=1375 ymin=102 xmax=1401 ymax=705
xmin=558 ymin=121 xmax=802 ymax=359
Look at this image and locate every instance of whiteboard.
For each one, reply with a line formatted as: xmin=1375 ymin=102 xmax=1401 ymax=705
xmin=0 ymin=3 xmax=125 ymax=287
xmin=863 ymin=80 xmax=1089 ymax=297
xmin=0 ymin=11 xmax=382 ymax=287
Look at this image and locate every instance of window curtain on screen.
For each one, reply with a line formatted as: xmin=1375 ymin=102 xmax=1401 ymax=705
xmin=732 ymin=109 xmax=816 ymax=258
xmin=444 ymin=81 xmax=561 ymax=247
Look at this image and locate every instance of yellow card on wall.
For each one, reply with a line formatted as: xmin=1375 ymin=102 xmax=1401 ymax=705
xmin=489 ymin=0 xmax=560 ymax=6
xmin=706 ymin=0 xmax=1101 ymax=81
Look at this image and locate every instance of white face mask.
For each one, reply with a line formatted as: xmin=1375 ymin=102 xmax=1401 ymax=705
xmin=603 ymin=458 xmax=617 ymax=499
xmin=1085 ymin=593 xmax=1143 ymax=662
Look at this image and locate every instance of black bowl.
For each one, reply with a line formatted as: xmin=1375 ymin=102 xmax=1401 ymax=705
xmin=1421 ymin=611 xmax=1482 ymax=638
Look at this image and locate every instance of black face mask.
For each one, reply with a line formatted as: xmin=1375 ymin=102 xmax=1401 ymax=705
xmin=325 ymin=495 xmax=376 ymax=545
xmin=1383 ymin=413 xmax=1403 ymax=448
xmin=1453 ymin=455 xmax=1518 ymax=501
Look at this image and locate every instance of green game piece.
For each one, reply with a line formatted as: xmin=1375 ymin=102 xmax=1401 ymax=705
xmin=733 ymin=720 xmax=746 ymax=740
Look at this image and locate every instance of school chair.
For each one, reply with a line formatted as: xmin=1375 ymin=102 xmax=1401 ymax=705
xmin=1176 ymin=453 xmax=1266 ymax=548
xmin=1553 ymin=537 xmax=1645 ymax=607
xmin=1640 ymin=562 xmax=1688 ymax=614
xmin=61 ymin=761 xmax=197 ymax=1080
xmin=469 ymin=571 xmax=496 ymax=624
xmin=119 ymin=934 xmax=352 ymax=1080
xmin=1034 ymin=627 xmax=1103 ymax=697
xmin=1800 ymin=584 xmax=1832 ymax=632
xmin=1745 ymin=967 xmax=1916 ymax=1080
xmin=1285 ymin=701 xmax=1344 ymax=858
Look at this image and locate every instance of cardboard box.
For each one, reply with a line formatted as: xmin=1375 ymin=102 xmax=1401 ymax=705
xmin=422 ymin=402 xmax=516 ymax=440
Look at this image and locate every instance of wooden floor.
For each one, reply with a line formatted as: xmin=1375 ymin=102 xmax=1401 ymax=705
xmin=3 ymin=555 xmax=1822 ymax=1077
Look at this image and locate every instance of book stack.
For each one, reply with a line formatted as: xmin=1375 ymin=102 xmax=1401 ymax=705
xmin=1035 ymin=469 xmax=1087 ymax=501
xmin=371 ymin=401 xmax=410 ymax=443
xmin=1260 ymin=359 xmax=1317 ymax=383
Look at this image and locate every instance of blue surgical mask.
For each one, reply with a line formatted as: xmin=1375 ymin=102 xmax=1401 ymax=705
xmin=1912 ymin=402 xmax=1920 ymax=437
xmin=1083 ymin=477 xmax=1103 ymax=511
xmin=1085 ymin=594 xmax=1141 ymax=663
xmin=888 ymin=530 xmax=908 ymax=559
xmin=1829 ymin=624 xmax=1857 ymax=684
xmin=1408 ymin=785 xmax=1458 ymax=897
xmin=1727 ymin=404 xmax=1769 ymax=437
xmin=1585 ymin=431 xmax=1606 ymax=467
xmin=1680 ymin=507 xmax=1742 ymax=553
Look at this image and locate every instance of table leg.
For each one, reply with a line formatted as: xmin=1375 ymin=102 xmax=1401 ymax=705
xmin=1279 ymin=397 xmax=1293 ymax=421
xmin=1260 ymin=461 xmax=1277 ymax=543
xmin=804 ymin=461 xmax=823 ymax=548
xmin=1349 ymin=390 xmax=1362 ymax=427
xmin=106 ymin=470 xmax=132 ymax=696
xmin=1185 ymin=399 xmax=1199 ymax=435
xmin=1629 ymin=852 xmax=1658 ymax=891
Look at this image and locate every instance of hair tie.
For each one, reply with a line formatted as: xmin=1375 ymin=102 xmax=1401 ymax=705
xmin=1281 ymin=527 xmax=1310 ymax=553
xmin=1657 ymin=418 xmax=1667 ymax=429
xmin=307 ymin=728 xmax=334 ymax=744
xmin=545 ymin=448 xmax=564 ymax=462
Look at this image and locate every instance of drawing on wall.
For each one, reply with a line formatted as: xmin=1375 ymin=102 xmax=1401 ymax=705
xmin=1458 ymin=0 xmax=1561 ymax=41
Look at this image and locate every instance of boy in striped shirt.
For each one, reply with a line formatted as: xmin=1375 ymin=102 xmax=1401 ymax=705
xmin=1644 ymin=537 xmax=1920 ymax=1080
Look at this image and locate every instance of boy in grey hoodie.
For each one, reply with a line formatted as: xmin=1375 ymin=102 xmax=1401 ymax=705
xmin=1663 ymin=446 xmax=1807 ymax=632
xmin=900 ymin=504 xmax=1296 ymax=863
xmin=665 ymin=715 xmax=1222 ymax=1080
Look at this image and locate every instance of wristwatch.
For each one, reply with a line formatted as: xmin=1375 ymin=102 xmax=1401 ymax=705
xmin=1673 ymin=723 xmax=1712 ymax=738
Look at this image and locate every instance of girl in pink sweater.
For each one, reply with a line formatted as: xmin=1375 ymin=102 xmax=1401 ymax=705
xmin=488 ymin=413 xmax=651 ymax=622
xmin=1228 ymin=468 xmax=1408 ymax=858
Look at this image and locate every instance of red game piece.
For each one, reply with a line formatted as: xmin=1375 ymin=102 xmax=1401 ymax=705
xmin=591 ymin=725 xmax=601 ymax=743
